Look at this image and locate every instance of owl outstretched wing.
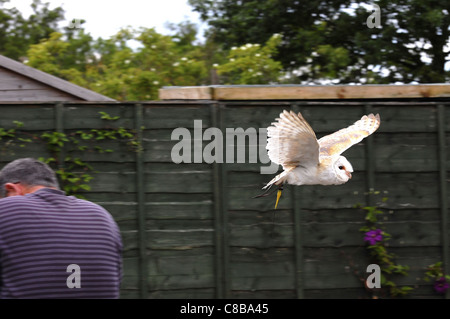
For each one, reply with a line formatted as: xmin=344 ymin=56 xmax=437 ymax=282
xmin=318 ymin=113 xmax=380 ymax=157
xmin=266 ymin=110 xmax=320 ymax=169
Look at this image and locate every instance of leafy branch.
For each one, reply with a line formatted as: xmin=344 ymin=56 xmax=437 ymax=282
xmin=423 ymin=261 xmax=450 ymax=295
xmin=0 ymin=112 xmax=141 ymax=197
xmin=357 ymin=193 xmax=413 ymax=297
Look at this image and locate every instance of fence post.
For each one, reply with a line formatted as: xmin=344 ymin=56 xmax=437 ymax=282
xmin=55 ymin=103 xmax=65 ymax=168
xmin=364 ymin=104 xmax=376 ymax=206
xmin=135 ymin=103 xmax=148 ymax=298
xmin=437 ymin=104 xmax=449 ymax=299
xmin=211 ymin=102 xmax=230 ymax=298
xmin=290 ymin=103 xmax=304 ymax=299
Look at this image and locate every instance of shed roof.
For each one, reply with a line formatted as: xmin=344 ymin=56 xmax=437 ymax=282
xmin=0 ymin=54 xmax=115 ymax=101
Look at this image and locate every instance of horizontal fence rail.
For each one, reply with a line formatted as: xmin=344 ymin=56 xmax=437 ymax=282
xmin=0 ymin=99 xmax=448 ymax=299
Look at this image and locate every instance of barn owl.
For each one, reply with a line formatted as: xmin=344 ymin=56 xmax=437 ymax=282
xmin=259 ymin=110 xmax=381 ymax=209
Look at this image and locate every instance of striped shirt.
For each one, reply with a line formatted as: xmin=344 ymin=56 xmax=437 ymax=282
xmin=0 ymin=188 xmax=122 ymax=298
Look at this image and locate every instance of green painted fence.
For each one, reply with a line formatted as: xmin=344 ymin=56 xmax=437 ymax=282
xmin=0 ymin=99 xmax=449 ymax=299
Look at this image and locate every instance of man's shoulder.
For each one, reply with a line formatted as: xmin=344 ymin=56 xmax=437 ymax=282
xmin=68 ymin=195 xmax=110 ymax=213
xmin=0 ymin=191 xmax=106 ymax=215
xmin=0 ymin=195 xmax=32 ymax=208
xmin=0 ymin=196 xmax=37 ymax=224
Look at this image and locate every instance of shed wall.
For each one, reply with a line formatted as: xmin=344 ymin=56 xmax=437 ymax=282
xmin=0 ymin=67 xmax=80 ymax=101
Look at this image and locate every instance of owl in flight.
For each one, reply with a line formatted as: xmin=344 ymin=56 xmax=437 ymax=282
xmin=259 ymin=110 xmax=381 ymax=209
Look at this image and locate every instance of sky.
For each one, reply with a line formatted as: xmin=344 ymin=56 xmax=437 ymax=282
xmin=4 ymin=0 xmax=206 ymax=40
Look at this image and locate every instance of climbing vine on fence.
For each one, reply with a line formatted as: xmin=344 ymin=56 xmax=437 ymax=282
xmin=0 ymin=111 xmax=141 ymax=198
xmin=352 ymin=190 xmax=450 ymax=298
xmin=357 ymin=193 xmax=413 ymax=298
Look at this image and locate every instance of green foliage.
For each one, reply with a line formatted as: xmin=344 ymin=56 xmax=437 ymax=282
xmin=41 ymin=131 xmax=69 ymax=152
xmin=0 ymin=127 xmax=16 ymax=139
xmin=0 ymin=120 xmax=23 ymax=139
xmin=190 ymin=0 xmax=450 ymax=84
xmin=422 ymin=261 xmax=450 ymax=295
xmin=39 ymin=156 xmax=94 ymax=196
xmin=99 ymin=111 xmax=120 ymax=121
xmin=423 ymin=262 xmax=450 ymax=283
xmin=0 ymin=120 xmax=30 ymax=149
xmin=216 ymin=34 xmax=283 ymax=84
xmin=0 ymin=0 xmax=65 ymax=60
xmin=24 ymin=25 xmax=210 ymax=100
xmin=3 ymin=0 xmax=449 ymax=96
xmin=315 ymin=44 xmax=351 ymax=79
xmin=26 ymin=31 xmax=92 ymax=87
xmin=358 ymin=193 xmax=413 ymax=297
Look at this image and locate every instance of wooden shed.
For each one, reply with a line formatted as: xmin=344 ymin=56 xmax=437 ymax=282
xmin=0 ymin=54 xmax=115 ymax=102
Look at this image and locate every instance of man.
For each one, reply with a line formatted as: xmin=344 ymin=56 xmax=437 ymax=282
xmin=0 ymin=158 xmax=122 ymax=298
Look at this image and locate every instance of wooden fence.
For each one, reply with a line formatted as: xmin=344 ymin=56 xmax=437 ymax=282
xmin=0 ymin=96 xmax=449 ymax=298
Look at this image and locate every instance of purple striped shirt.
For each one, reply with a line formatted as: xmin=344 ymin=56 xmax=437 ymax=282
xmin=0 ymin=188 xmax=122 ymax=298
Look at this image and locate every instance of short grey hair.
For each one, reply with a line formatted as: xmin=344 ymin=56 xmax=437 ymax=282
xmin=0 ymin=158 xmax=60 ymax=197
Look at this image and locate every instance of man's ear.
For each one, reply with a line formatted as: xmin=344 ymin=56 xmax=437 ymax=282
xmin=4 ymin=183 xmax=26 ymax=197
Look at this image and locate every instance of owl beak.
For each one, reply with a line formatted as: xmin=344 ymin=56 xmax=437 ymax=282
xmin=346 ymin=171 xmax=352 ymax=179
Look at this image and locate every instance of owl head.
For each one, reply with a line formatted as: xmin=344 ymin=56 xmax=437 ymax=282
xmin=335 ymin=156 xmax=353 ymax=183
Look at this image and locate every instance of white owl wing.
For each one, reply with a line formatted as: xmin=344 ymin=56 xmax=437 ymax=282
xmin=318 ymin=113 xmax=380 ymax=157
xmin=266 ymin=110 xmax=320 ymax=169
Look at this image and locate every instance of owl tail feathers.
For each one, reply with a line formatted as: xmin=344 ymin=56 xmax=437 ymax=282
xmin=262 ymin=166 xmax=295 ymax=190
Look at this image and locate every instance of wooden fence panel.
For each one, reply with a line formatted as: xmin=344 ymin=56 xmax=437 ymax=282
xmin=0 ymin=99 xmax=448 ymax=299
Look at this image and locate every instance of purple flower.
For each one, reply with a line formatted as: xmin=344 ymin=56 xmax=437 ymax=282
xmin=434 ymin=277 xmax=449 ymax=294
xmin=364 ymin=229 xmax=383 ymax=245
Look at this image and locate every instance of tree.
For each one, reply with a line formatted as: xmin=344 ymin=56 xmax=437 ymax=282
xmin=0 ymin=0 xmax=65 ymax=60
xmin=26 ymin=25 xmax=209 ymax=100
xmin=216 ymin=34 xmax=283 ymax=84
xmin=189 ymin=0 xmax=450 ymax=84
xmin=26 ymin=30 xmax=94 ymax=87
xmin=360 ymin=0 xmax=449 ymax=83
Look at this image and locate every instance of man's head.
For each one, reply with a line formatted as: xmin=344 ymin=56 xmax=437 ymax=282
xmin=0 ymin=158 xmax=60 ymax=198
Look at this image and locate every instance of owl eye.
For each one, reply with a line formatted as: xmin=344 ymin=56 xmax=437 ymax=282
xmin=338 ymin=165 xmax=345 ymax=170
